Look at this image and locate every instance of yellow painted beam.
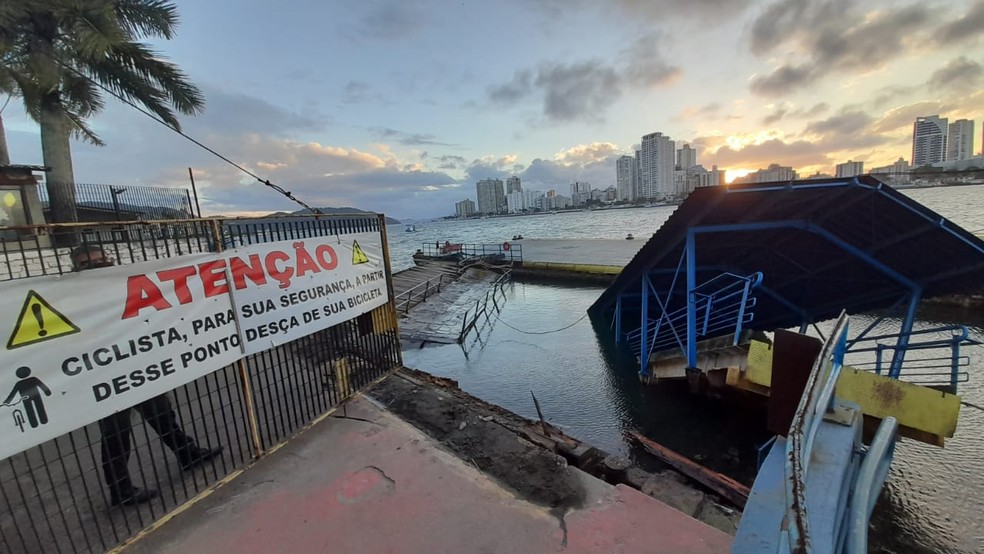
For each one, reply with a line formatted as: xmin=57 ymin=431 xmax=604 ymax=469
xmin=744 ymin=339 xmax=774 ymax=387
xmin=522 ymin=261 xmax=623 ymax=275
xmin=835 ymin=368 xmax=961 ymax=439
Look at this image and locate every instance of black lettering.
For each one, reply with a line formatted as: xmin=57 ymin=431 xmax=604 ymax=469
xmin=112 ymin=375 xmax=130 ymax=395
xmin=93 ymin=383 xmax=111 ymax=402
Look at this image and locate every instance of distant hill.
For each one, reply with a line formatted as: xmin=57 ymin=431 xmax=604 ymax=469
xmin=268 ymin=207 xmax=400 ymax=225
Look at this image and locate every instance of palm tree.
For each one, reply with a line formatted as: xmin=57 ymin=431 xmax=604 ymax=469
xmin=0 ymin=0 xmax=204 ymax=225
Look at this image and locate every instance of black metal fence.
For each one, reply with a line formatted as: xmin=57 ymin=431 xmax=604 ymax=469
xmin=0 ymin=215 xmax=401 ymax=553
xmin=38 ymin=182 xmax=196 ymax=222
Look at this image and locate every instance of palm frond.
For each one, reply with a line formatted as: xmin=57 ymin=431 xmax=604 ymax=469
xmin=63 ymin=108 xmax=105 ymax=146
xmin=112 ymin=0 xmax=178 ymax=40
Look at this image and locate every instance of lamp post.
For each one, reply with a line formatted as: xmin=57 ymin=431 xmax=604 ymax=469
xmin=110 ymin=187 xmax=127 ymax=221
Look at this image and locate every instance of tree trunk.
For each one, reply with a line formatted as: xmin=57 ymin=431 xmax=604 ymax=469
xmin=40 ymin=94 xmax=78 ymax=225
xmin=0 ymin=111 xmax=10 ymax=166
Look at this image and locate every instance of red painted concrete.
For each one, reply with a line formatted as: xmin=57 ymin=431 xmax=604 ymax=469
xmin=127 ymin=397 xmax=730 ymax=553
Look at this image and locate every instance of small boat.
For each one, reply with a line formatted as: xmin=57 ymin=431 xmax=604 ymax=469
xmin=405 ymin=224 xmax=421 ymax=233
xmin=626 ymin=233 xmax=634 ymax=240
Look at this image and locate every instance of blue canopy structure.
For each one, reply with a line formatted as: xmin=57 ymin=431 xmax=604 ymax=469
xmin=589 ymin=176 xmax=984 ymax=384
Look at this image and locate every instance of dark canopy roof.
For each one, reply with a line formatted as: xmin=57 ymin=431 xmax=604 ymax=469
xmin=589 ymin=176 xmax=984 ymax=332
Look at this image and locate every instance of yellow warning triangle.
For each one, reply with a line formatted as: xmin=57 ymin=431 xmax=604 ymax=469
xmin=7 ymin=290 xmax=81 ymax=350
xmin=352 ymin=240 xmax=370 ymax=265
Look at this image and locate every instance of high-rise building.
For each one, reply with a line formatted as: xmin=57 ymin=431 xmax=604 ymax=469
xmin=570 ymin=181 xmax=592 ymax=206
xmin=476 ymin=178 xmax=505 ymax=214
xmin=870 ymin=158 xmax=911 ymax=183
xmin=506 ymin=191 xmax=524 ymax=213
xmin=676 ymin=144 xmax=697 ymax=170
xmin=735 ymin=164 xmax=798 ymax=184
xmin=454 ymin=199 xmax=476 ymax=218
xmin=835 ymin=160 xmax=864 ymax=178
xmin=639 ymin=132 xmax=675 ymax=200
xmin=947 ymin=119 xmax=975 ymax=161
xmin=616 ymin=155 xmax=637 ymax=201
xmin=912 ymin=115 xmax=948 ymax=167
xmin=697 ymin=165 xmax=725 ymax=188
xmin=506 ymin=176 xmax=522 ymax=194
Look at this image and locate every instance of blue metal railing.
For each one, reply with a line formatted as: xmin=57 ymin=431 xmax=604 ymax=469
xmin=844 ymin=324 xmax=980 ymax=391
xmin=418 ymin=242 xmax=523 ymax=264
xmin=626 ymin=272 xmax=760 ymax=375
xmin=781 ymin=312 xmax=899 ymax=553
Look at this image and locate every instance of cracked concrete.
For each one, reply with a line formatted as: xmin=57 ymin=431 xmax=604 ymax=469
xmin=125 ymin=385 xmax=731 ymax=553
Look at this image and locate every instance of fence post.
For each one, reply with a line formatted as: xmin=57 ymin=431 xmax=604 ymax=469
xmin=210 ymin=219 xmax=265 ymax=458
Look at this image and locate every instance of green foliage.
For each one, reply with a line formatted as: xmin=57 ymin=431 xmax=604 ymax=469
xmin=0 ymin=0 xmax=203 ymax=145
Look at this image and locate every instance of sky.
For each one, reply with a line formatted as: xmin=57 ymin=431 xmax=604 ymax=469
xmin=3 ymin=0 xmax=984 ymax=220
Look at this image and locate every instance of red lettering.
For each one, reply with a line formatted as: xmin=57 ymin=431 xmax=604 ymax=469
xmin=122 ymin=275 xmax=172 ymax=319
xmin=198 ymin=260 xmax=229 ymax=298
xmin=265 ymin=251 xmax=293 ymax=288
xmin=230 ymin=254 xmax=267 ymax=290
xmin=315 ymin=245 xmax=338 ymax=270
xmin=156 ymin=265 xmax=197 ymax=305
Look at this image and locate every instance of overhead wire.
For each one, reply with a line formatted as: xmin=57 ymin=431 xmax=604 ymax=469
xmin=44 ymin=54 xmax=321 ymax=214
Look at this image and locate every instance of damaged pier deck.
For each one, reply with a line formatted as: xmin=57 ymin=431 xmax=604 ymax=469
xmin=392 ymin=260 xmax=462 ymax=313
xmin=519 ymin=238 xmax=645 ymax=275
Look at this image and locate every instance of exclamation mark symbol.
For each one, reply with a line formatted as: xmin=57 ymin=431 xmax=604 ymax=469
xmin=32 ymin=303 xmax=47 ymax=337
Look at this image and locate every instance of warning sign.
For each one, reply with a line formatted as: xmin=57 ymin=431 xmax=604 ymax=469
xmin=6 ymin=290 xmax=80 ymax=349
xmin=352 ymin=240 xmax=370 ymax=265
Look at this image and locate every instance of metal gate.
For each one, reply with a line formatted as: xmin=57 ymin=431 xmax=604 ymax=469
xmin=0 ymin=214 xmax=402 ymax=553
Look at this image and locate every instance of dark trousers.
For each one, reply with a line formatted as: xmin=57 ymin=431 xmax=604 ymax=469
xmin=99 ymin=394 xmax=195 ymax=495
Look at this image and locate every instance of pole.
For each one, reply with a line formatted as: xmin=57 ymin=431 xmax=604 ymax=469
xmin=188 ymin=167 xmax=202 ymax=218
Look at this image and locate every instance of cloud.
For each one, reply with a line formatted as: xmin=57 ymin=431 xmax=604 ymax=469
xmin=790 ymin=102 xmax=830 ymax=119
xmin=802 ymin=108 xmax=888 ymax=150
xmin=355 ymin=4 xmax=424 ymax=40
xmin=486 ymin=34 xmax=679 ymax=123
xmin=342 ymin=81 xmax=389 ymax=105
xmin=748 ymin=1 xmax=934 ymax=96
xmin=675 ymin=103 xmax=722 ymax=121
xmin=929 ymin=56 xmax=984 ymax=92
xmin=535 ymin=60 xmax=623 ymax=123
xmin=435 ymin=154 xmax=468 ymax=170
xmin=370 ymin=127 xmax=453 ymax=146
xmin=704 ymin=138 xmax=830 ymax=168
xmin=554 ymin=142 xmax=622 ymax=164
xmin=934 ymin=0 xmax=984 ymax=45
xmin=464 ymin=155 xmax=519 ymax=182
xmin=613 ymin=0 xmax=754 ymax=22
xmin=621 ymin=33 xmax=683 ymax=88
xmin=488 ymin=70 xmax=534 ymax=104
xmin=762 ymin=103 xmax=789 ymax=125
xmin=750 ymin=64 xmax=813 ymax=97
xmin=871 ymin=101 xmax=947 ymax=134
xmin=182 ymin=88 xmax=328 ymax=136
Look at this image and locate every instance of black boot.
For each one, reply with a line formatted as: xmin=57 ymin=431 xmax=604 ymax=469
xmin=180 ymin=445 xmax=223 ymax=471
xmin=110 ymin=487 xmax=158 ymax=507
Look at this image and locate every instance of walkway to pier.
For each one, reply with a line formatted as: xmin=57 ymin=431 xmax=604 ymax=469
xmin=124 ymin=390 xmax=732 ymax=554
xmin=518 ymin=238 xmax=646 ymax=274
xmin=391 ymin=259 xmax=462 ymax=313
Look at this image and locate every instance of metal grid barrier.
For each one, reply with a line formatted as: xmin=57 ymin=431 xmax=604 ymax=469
xmin=0 ymin=214 xmax=401 ymax=553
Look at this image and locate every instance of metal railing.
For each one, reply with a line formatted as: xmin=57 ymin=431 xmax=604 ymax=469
xmin=625 ymin=272 xmax=759 ymax=372
xmin=0 ymin=214 xmax=402 ymax=553
xmin=458 ymin=270 xmax=510 ymax=343
xmin=418 ymin=241 xmax=523 ymax=264
xmin=395 ymin=272 xmax=453 ymax=314
xmin=782 ymin=312 xmax=898 ymax=553
xmin=844 ymin=325 xmax=980 ymax=391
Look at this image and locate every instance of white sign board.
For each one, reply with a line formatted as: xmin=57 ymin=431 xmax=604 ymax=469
xmin=0 ymin=232 xmax=388 ymax=461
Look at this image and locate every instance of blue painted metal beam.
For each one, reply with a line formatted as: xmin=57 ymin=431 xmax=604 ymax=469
xmin=640 ymin=274 xmax=650 ymax=376
xmin=889 ymin=289 xmax=922 ymax=378
xmin=614 ymin=295 xmax=622 ymax=343
xmin=686 ymin=229 xmax=698 ymax=369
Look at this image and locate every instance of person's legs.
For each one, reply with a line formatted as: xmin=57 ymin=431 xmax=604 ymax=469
xmin=136 ymin=394 xmax=222 ymax=470
xmin=99 ymin=410 xmax=157 ymax=505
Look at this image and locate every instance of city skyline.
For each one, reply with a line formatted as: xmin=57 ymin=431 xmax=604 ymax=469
xmin=3 ymin=1 xmax=983 ymax=220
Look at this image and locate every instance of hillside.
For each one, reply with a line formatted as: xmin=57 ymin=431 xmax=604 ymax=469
xmin=268 ymin=207 xmax=401 ymax=225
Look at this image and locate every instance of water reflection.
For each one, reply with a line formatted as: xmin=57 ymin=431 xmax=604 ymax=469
xmin=401 ymin=278 xmax=984 ymax=553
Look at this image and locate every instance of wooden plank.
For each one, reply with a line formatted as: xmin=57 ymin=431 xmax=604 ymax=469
xmin=627 ymin=430 xmax=750 ymax=508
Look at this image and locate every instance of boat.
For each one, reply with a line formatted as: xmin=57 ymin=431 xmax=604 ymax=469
xmin=404 ymin=224 xmax=421 ymax=233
